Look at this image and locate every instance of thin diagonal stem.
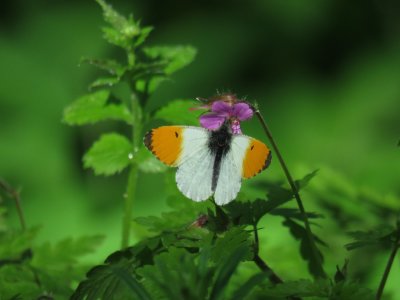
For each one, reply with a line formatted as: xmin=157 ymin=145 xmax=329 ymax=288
xmin=0 ymin=179 xmax=26 ymax=231
xmin=253 ymin=224 xmax=283 ymax=284
xmin=376 ymin=232 xmax=400 ymax=300
xmin=253 ymin=107 xmax=326 ymax=278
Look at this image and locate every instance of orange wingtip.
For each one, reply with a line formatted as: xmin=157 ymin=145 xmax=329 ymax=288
xmin=242 ymin=139 xmax=272 ymax=179
xmin=144 ymin=126 xmax=183 ymax=166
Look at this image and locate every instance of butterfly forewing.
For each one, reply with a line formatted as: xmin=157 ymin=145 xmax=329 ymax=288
xmin=233 ymin=135 xmax=271 ymax=179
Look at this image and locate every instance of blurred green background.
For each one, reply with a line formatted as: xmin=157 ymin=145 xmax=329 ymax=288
xmin=1 ymin=0 xmax=399 ymax=296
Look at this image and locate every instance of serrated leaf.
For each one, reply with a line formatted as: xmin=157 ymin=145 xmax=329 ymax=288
xmin=345 ymin=225 xmax=396 ymax=251
xmin=0 ymin=227 xmax=39 ymax=259
xmin=63 ymin=90 xmax=132 ymax=125
xmin=211 ymin=227 xmax=253 ymax=263
xmin=209 ymin=245 xmax=249 ymax=300
xmin=231 ymin=272 xmax=268 ymax=300
xmin=72 ymin=244 xmax=158 ymax=300
xmin=282 ymin=218 xmax=326 ymax=279
xmin=153 ymin=99 xmax=202 ymax=125
xmin=84 ymin=133 xmax=132 ymax=176
xmin=137 ymin=247 xmax=214 ymax=300
xmin=134 ymin=146 xmax=168 ymax=173
xmin=32 ymin=235 xmax=104 ymax=268
xmin=143 ymin=46 xmax=197 ymax=75
xmin=260 ymin=279 xmax=330 ymax=298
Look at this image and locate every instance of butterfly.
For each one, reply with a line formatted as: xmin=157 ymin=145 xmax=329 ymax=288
xmin=144 ymin=122 xmax=271 ymax=205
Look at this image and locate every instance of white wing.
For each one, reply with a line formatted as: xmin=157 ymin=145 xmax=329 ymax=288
xmin=213 ymin=135 xmax=250 ymax=205
xmin=175 ymin=127 xmax=214 ymax=202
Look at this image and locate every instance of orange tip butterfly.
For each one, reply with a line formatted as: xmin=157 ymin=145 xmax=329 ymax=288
xmin=144 ymin=123 xmax=271 ymax=205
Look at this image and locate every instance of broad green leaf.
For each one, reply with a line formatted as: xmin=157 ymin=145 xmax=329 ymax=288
xmin=153 ymin=99 xmax=201 ymax=125
xmin=134 ymin=146 xmax=168 ymax=173
xmin=83 ymin=133 xmax=132 ymax=176
xmin=345 ymin=225 xmax=396 ymax=251
xmin=143 ymin=46 xmax=197 ymax=75
xmin=109 ymin=266 xmax=152 ymax=300
xmin=282 ymin=218 xmax=326 ymax=279
xmin=63 ymin=90 xmax=132 ymax=125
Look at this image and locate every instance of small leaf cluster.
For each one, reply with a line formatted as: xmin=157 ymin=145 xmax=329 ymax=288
xmin=63 ymin=0 xmax=198 ymax=177
xmin=0 ymin=180 xmax=104 ymax=300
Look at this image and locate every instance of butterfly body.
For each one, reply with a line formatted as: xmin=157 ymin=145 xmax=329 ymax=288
xmin=144 ymin=124 xmax=271 ymax=205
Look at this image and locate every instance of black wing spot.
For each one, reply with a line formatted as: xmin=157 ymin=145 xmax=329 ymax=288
xmin=175 ymin=131 xmax=179 ymax=138
xmin=251 ymin=145 xmax=254 ymax=150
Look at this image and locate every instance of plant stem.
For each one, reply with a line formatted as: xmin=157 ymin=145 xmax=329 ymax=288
xmin=253 ymin=107 xmax=326 ymax=278
xmin=121 ymin=92 xmax=143 ymax=249
xmin=376 ymin=233 xmax=400 ymax=300
xmin=121 ymin=165 xmax=139 ymax=248
xmin=0 ymin=179 xmax=26 ymax=231
xmin=253 ymin=224 xmax=283 ymax=284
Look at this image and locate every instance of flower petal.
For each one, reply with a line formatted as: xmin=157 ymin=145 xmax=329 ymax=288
xmin=232 ymin=102 xmax=253 ymax=121
xmin=211 ymin=101 xmax=232 ymax=116
xmin=231 ymin=119 xmax=242 ymax=134
xmin=199 ymin=113 xmax=226 ymax=130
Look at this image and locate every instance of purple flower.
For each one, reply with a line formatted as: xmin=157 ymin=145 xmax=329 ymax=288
xmin=199 ymin=100 xmax=253 ymax=134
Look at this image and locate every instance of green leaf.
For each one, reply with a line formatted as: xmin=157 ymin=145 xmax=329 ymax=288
xmin=282 ymin=218 xmax=326 ymax=279
xmin=134 ymin=146 xmax=168 ymax=173
xmin=137 ymin=247 xmax=214 ymax=300
xmin=0 ymin=227 xmax=39 ymax=259
xmin=96 ymin=0 xmax=139 ymax=37
xmin=89 ymin=77 xmax=120 ymax=89
xmin=31 ymin=235 xmax=104 ymax=268
xmin=211 ymin=227 xmax=253 ymax=263
xmin=109 ymin=265 xmax=153 ymax=300
xmin=80 ymin=57 xmax=125 ymax=76
xmin=83 ymin=133 xmax=132 ymax=176
xmin=143 ymin=46 xmax=197 ymax=75
xmin=72 ymin=245 xmax=158 ymax=300
xmin=230 ymin=272 xmax=268 ymax=299
xmin=63 ymin=90 xmax=132 ymax=125
xmin=295 ymin=169 xmax=319 ymax=190
xmin=209 ymin=245 xmax=249 ymax=300
xmin=134 ymin=26 xmax=153 ymax=47
xmin=260 ymin=279 xmax=329 ymax=298
xmin=153 ymin=99 xmax=202 ymax=125
xmin=345 ymin=225 xmax=396 ymax=251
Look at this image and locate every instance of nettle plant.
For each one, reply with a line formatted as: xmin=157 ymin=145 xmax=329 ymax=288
xmin=1 ymin=1 xmax=399 ymax=300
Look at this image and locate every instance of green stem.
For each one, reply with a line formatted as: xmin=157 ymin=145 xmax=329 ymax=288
xmin=252 ymin=224 xmax=284 ymax=285
xmin=253 ymin=107 xmax=326 ymax=278
xmin=376 ymin=232 xmax=400 ymax=300
xmin=0 ymin=179 xmax=26 ymax=231
xmin=121 ymin=165 xmax=139 ymax=248
xmin=121 ymin=92 xmax=143 ymax=249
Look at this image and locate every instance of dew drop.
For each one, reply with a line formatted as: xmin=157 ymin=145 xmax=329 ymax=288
xmin=128 ymin=153 xmax=134 ymax=160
